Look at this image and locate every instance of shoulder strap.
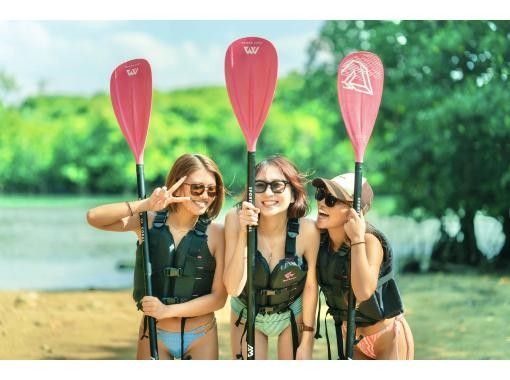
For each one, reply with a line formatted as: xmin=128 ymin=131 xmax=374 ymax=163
xmin=153 ymin=210 xmax=168 ymax=229
xmin=285 ymin=218 xmax=300 ymax=258
xmin=319 ymin=230 xmax=329 ymax=246
xmin=194 ymin=215 xmax=212 ymax=237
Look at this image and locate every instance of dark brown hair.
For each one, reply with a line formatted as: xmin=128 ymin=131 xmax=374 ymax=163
xmin=165 ymin=153 xmax=225 ymax=219
xmin=254 ymin=155 xmax=309 ymax=219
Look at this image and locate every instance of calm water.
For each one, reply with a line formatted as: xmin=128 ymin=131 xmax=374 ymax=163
xmin=0 ymin=204 xmax=505 ymax=290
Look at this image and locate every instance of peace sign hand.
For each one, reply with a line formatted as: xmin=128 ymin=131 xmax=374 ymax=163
xmin=146 ymin=176 xmax=191 ymax=211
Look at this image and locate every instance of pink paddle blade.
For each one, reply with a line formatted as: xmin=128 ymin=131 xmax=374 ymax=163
xmin=110 ymin=58 xmax=152 ymax=164
xmin=225 ymin=37 xmax=278 ymax=152
xmin=337 ymin=52 xmax=384 ymax=162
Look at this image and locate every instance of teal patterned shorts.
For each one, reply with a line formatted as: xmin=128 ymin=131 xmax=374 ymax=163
xmin=230 ymin=296 xmax=303 ymax=337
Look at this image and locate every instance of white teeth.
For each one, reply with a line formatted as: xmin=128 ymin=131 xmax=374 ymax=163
xmin=193 ymin=201 xmax=206 ymax=207
xmin=262 ymin=201 xmax=278 ymax=206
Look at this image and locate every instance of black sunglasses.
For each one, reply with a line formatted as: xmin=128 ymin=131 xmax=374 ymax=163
xmin=254 ymin=180 xmax=289 ymax=194
xmin=184 ymin=183 xmax=217 ymax=197
xmin=315 ymin=187 xmax=352 ymax=208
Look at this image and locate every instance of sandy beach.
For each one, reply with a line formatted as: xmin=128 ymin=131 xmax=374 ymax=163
xmin=0 ymin=290 xmax=232 ymax=360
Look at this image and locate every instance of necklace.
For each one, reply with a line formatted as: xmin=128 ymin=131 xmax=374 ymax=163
xmin=259 ymin=234 xmax=283 ymax=264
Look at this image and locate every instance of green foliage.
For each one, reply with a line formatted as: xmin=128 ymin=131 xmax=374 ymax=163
xmin=0 ymin=76 xmax=360 ymax=197
xmin=305 ymin=20 xmax=510 ymax=219
xmin=304 ymin=21 xmax=510 ymax=263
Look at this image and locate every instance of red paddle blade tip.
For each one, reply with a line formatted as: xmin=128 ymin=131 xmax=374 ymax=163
xmin=337 ymin=51 xmax=384 ymax=162
xmin=110 ymin=58 xmax=152 ymax=164
xmin=225 ymin=37 xmax=278 ymax=152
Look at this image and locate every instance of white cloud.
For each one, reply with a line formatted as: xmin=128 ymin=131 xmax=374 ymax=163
xmin=0 ymin=21 xmax=318 ymax=102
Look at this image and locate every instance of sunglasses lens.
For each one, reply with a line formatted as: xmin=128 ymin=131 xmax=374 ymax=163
xmin=325 ymin=194 xmax=338 ymax=207
xmin=254 ymin=181 xmax=267 ymax=193
xmin=207 ymin=187 xmax=217 ymax=197
xmin=190 ymin=184 xmax=205 ymax=196
xmin=270 ymin=181 xmax=287 ymax=193
xmin=315 ymin=187 xmax=325 ymax=201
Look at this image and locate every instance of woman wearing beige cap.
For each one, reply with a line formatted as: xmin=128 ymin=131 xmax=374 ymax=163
xmin=312 ymin=173 xmax=414 ymax=360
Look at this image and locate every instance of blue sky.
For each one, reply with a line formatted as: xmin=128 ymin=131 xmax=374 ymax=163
xmin=0 ymin=20 xmax=324 ymax=101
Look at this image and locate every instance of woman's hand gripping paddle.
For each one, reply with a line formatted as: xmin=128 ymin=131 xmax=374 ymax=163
xmin=225 ymin=37 xmax=278 ymax=360
xmin=337 ymin=51 xmax=384 ymax=359
xmin=110 ymin=58 xmax=158 ymax=360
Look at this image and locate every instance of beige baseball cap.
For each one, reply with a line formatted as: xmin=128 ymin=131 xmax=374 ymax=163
xmin=312 ymin=172 xmax=373 ymax=213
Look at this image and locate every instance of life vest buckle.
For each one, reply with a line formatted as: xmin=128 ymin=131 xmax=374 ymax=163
xmin=259 ymin=306 xmax=274 ymax=314
xmin=164 ymin=267 xmax=183 ymax=277
xmin=161 ymin=296 xmax=180 ymax=305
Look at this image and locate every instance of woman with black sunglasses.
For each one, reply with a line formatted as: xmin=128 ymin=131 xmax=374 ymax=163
xmin=87 ymin=153 xmax=227 ymax=359
xmin=312 ymin=173 xmax=414 ymax=360
xmin=223 ymin=155 xmax=320 ymax=360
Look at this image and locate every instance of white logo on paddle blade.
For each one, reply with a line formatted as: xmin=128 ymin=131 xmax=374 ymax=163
xmin=126 ymin=68 xmax=139 ymax=77
xmin=243 ymin=46 xmax=259 ymax=55
xmin=247 ymin=344 xmax=254 ymax=357
xmin=340 ymin=59 xmax=373 ymax=95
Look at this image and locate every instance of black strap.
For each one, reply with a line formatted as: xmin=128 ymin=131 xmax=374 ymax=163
xmin=140 ymin=315 xmax=149 ymax=341
xmin=235 ymin=307 xmax=247 ymax=360
xmin=290 ymin=309 xmax=299 ymax=360
xmin=180 ymin=317 xmax=192 ymax=360
xmin=314 ymin=288 xmax=323 ymax=339
xmin=285 ymin=218 xmax=300 ymax=258
xmin=194 ymin=215 xmax=211 ymax=236
xmin=324 ymin=310 xmax=332 ymax=360
xmin=153 ymin=211 xmax=168 ymax=228
xmin=334 ymin=319 xmax=346 ymax=360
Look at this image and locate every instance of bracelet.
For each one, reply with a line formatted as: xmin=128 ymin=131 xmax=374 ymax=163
xmin=301 ymin=324 xmax=314 ymax=332
xmin=350 ymin=241 xmax=365 ymax=247
xmin=125 ymin=201 xmax=134 ymax=216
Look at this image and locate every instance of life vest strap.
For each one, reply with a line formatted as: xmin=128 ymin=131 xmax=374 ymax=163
xmin=285 ymin=218 xmax=300 ymax=258
xmin=153 ymin=211 xmax=168 ymax=228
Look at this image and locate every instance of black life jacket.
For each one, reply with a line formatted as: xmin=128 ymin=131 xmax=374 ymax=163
xmin=315 ymin=222 xmax=403 ymax=359
xmin=133 ymin=211 xmax=216 ymax=309
xmin=235 ymin=218 xmax=307 ymax=359
xmin=238 ymin=218 xmax=307 ymax=314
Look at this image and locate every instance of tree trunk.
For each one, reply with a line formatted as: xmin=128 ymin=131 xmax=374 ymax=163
xmin=459 ymin=208 xmax=485 ymax=266
xmin=495 ymin=210 xmax=510 ymax=265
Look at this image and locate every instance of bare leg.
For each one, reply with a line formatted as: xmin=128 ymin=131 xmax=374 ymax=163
xmin=353 ymin=346 xmax=373 ymax=360
xmin=374 ymin=317 xmax=414 ymax=360
xmin=230 ymin=311 xmax=269 ymax=359
xmin=277 ymin=314 xmax=303 ymax=359
xmin=136 ymin=318 xmax=172 ymax=360
xmin=185 ymin=323 xmax=219 ymax=359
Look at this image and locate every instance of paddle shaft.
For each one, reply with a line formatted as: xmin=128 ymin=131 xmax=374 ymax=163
xmin=345 ymin=162 xmax=363 ymax=359
xmin=246 ymin=151 xmax=256 ymax=360
xmin=136 ymin=164 xmax=159 ymax=360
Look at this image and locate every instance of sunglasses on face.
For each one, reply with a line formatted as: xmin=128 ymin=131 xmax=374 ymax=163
xmin=254 ymin=180 xmax=289 ymax=194
xmin=183 ymin=183 xmax=217 ymax=197
xmin=314 ymin=187 xmax=352 ymax=208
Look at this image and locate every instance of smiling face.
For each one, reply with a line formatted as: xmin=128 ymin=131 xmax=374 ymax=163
xmin=254 ymin=164 xmax=294 ymax=218
xmin=175 ymin=168 xmax=217 ymax=216
xmin=315 ymin=188 xmax=352 ymax=230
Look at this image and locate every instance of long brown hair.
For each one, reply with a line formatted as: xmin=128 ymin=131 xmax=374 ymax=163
xmin=165 ymin=153 xmax=225 ymax=219
xmin=254 ymin=155 xmax=309 ymax=219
